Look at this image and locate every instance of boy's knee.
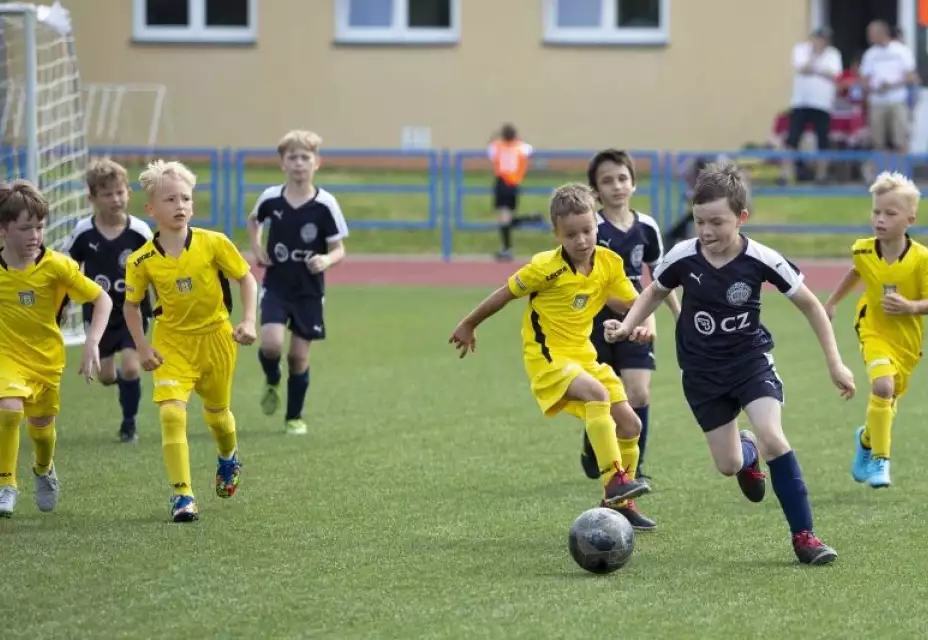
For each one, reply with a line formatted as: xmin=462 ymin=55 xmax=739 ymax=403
xmin=99 ymin=375 xmax=118 ymax=386
xmin=753 ymin=426 xmax=791 ymax=460
xmin=625 ymin=384 xmax=650 ymax=408
xmin=287 ymin=354 xmax=308 ymax=374
xmin=715 ymin=457 xmax=743 ymax=477
xmin=260 ymin=344 xmax=283 ymax=360
xmin=119 ymin=363 xmax=141 ymax=381
xmin=0 ymin=397 xmax=25 ymax=413
xmin=871 ymin=377 xmax=894 ymax=399
xmin=610 ymin=402 xmax=641 ymax=438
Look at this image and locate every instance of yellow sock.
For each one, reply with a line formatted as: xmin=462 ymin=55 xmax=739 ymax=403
xmin=617 ymin=436 xmax=640 ymax=480
xmin=160 ymin=403 xmax=193 ymax=497
xmin=28 ymin=423 xmax=56 ymax=475
xmin=860 ymin=426 xmax=872 ymax=449
xmin=0 ymin=409 xmax=23 ymax=489
xmin=584 ymin=401 xmax=623 ymax=487
xmin=866 ymin=394 xmax=894 ymax=459
xmin=204 ymin=409 xmax=237 ymax=459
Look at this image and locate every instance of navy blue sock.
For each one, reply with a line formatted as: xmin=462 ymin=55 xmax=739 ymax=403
xmin=258 ymin=350 xmax=282 ymax=386
xmin=285 ymin=369 xmax=310 ymax=421
xmin=116 ymin=372 xmax=141 ymax=422
xmin=740 ymin=437 xmax=758 ymax=470
xmin=633 ymin=405 xmax=650 ymax=472
xmin=768 ymin=450 xmax=814 ymax=535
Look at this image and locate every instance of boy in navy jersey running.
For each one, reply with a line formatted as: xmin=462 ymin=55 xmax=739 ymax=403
xmin=247 ymin=130 xmax=349 ymax=435
xmin=63 ymin=159 xmax=153 ymax=442
xmin=581 ymin=150 xmax=680 ymax=507
xmin=608 ymin=162 xmax=854 ymax=565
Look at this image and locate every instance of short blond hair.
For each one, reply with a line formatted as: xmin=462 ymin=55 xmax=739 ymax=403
xmin=870 ymin=171 xmax=920 ymax=214
xmin=277 ymin=130 xmax=322 ymax=157
xmin=549 ymin=183 xmax=597 ymax=226
xmin=85 ymin=158 xmax=129 ymax=196
xmin=138 ymin=160 xmax=197 ymax=198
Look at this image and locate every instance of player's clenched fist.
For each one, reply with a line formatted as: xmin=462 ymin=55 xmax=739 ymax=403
xmin=829 ymin=362 xmax=856 ymax=399
xmin=233 ymin=321 xmax=257 ymax=345
xmin=449 ymin=321 xmax=477 ymax=358
xmin=603 ymin=319 xmax=627 ymax=343
xmin=140 ymin=345 xmax=164 ymax=371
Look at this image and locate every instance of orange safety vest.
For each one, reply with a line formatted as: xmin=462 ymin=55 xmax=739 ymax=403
xmin=488 ymin=139 xmax=531 ymax=186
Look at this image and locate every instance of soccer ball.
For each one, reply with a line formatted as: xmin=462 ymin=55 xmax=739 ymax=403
xmin=568 ymin=507 xmax=634 ymax=574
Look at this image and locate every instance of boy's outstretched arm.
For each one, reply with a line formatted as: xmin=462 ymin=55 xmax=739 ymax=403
xmin=449 ymin=286 xmax=516 ymax=358
xmin=790 ymin=284 xmax=856 ymax=399
xmin=823 ymin=267 xmax=860 ymax=320
xmin=233 ymin=271 xmax=259 ymax=345
xmin=81 ymin=290 xmax=112 ymax=382
xmin=607 ymin=282 xmax=668 ymax=343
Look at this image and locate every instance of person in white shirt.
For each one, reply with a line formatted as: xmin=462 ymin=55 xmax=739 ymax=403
xmin=783 ymin=27 xmax=843 ymax=184
xmin=861 ymin=20 xmax=919 ymax=152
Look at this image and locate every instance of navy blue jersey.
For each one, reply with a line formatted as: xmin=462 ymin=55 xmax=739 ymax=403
xmin=62 ymin=214 xmax=154 ymax=325
xmin=652 ymin=236 xmax=804 ymax=373
xmin=251 ymin=185 xmax=349 ymax=299
xmin=594 ymin=210 xmax=664 ymax=323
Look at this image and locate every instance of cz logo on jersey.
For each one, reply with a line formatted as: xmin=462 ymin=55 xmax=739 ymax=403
xmin=572 ymin=294 xmax=589 ymax=310
xmin=175 ymin=277 xmax=194 ymax=293
xmin=18 ymin=290 xmax=36 ymax=307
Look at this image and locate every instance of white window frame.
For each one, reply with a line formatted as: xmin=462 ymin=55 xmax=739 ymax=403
xmin=334 ymin=0 xmax=461 ymax=45
xmin=132 ymin=0 xmax=258 ymax=44
xmin=543 ymin=0 xmax=670 ymax=46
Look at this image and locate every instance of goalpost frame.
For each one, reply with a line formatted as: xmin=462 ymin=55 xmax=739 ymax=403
xmin=0 ymin=3 xmax=38 ymax=184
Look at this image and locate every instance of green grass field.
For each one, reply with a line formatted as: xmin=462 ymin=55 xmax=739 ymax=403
xmin=4 ymin=287 xmax=928 ymax=638
xmin=113 ymin=155 xmax=884 ymax=259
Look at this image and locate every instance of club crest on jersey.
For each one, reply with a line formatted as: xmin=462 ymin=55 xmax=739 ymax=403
xmin=630 ymin=244 xmax=644 ymax=269
xmin=118 ymin=249 xmax=132 ymax=268
xmin=17 ymin=290 xmax=35 ymax=307
xmin=883 ymin=284 xmax=897 ymax=295
xmin=300 ymin=223 xmax=318 ymax=243
xmin=572 ymin=294 xmax=589 ymax=310
xmin=175 ymin=277 xmax=193 ymax=293
xmin=726 ymin=282 xmax=752 ymax=306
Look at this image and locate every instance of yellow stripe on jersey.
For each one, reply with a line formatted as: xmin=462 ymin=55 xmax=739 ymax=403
xmin=125 ymin=227 xmax=251 ymax=335
xmin=508 ymin=246 xmax=637 ymax=361
xmin=852 ymin=235 xmax=928 ymax=360
xmin=0 ymin=247 xmax=103 ymax=381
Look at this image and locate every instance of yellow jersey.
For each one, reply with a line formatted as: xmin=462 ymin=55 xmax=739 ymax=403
xmin=852 ymin=235 xmax=928 ymax=359
xmin=125 ymin=228 xmax=251 ymax=335
xmin=507 ymin=246 xmax=638 ymax=362
xmin=0 ymin=247 xmax=103 ymax=379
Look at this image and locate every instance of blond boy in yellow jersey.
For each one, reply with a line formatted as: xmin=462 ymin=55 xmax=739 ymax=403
xmin=123 ymin=161 xmax=258 ymax=523
xmin=449 ymin=183 xmax=655 ymax=517
xmin=0 ymin=180 xmax=113 ymax=518
xmin=825 ymin=171 xmax=928 ymax=489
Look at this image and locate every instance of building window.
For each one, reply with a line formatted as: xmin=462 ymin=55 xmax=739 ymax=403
xmin=544 ymin=0 xmax=669 ymax=46
xmin=133 ymin=0 xmax=257 ymax=44
xmin=335 ymin=0 xmax=460 ymax=45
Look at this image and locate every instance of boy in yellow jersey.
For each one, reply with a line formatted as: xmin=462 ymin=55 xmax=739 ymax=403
xmin=123 ymin=160 xmax=258 ymax=523
xmin=449 ymin=183 xmax=654 ymax=514
xmin=0 ymin=180 xmax=113 ymax=518
xmin=824 ymin=171 xmax=928 ymax=489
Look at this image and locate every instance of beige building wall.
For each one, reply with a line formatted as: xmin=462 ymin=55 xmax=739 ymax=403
xmin=67 ymin=0 xmax=810 ymax=151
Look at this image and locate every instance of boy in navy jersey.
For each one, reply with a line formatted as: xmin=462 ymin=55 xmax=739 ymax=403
xmin=608 ymin=162 xmax=855 ymax=565
xmin=247 ymin=130 xmax=349 ymax=435
xmin=63 ymin=159 xmax=153 ymax=442
xmin=581 ymin=150 xmax=680 ymax=503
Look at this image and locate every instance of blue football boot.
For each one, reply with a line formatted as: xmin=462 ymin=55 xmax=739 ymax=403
xmin=851 ymin=426 xmax=872 ymax=483
xmin=867 ymin=457 xmax=891 ymax=489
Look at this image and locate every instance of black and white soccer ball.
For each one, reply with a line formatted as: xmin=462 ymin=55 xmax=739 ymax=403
xmin=568 ymin=507 xmax=634 ymax=574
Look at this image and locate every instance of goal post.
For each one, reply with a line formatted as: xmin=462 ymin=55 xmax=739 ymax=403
xmin=0 ymin=2 xmax=91 ymax=345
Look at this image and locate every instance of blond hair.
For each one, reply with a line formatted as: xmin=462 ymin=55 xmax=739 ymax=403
xmin=870 ymin=171 xmax=920 ymax=214
xmin=549 ymin=183 xmax=597 ymax=226
xmin=85 ymin=158 xmax=129 ymax=196
xmin=138 ymin=160 xmax=197 ymax=198
xmin=277 ymin=130 xmax=322 ymax=157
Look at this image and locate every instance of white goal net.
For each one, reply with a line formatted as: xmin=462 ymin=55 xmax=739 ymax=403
xmin=0 ymin=2 xmax=89 ymax=344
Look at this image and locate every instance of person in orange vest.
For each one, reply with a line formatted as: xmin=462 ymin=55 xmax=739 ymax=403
xmin=488 ymin=124 xmax=542 ymax=261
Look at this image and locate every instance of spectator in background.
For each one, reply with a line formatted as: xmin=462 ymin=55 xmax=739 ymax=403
xmin=487 ymin=124 xmax=539 ymax=262
xmin=781 ymin=27 xmax=842 ymax=185
xmin=861 ymin=20 xmax=919 ymax=154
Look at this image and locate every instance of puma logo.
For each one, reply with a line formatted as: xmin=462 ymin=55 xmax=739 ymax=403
xmin=689 ymin=273 xmax=703 ymax=285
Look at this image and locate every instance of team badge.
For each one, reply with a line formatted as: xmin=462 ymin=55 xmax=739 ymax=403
xmin=18 ymin=290 xmax=35 ymax=307
xmin=118 ymin=249 xmax=132 ymax=268
xmin=725 ymin=281 xmax=752 ymax=306
xmin=630 ymin=244 xmax=644 ymax=269
xmin=883 ymin=284 xmax=897 ymax=295
xmin=300 ymin=223 xmax=318 ymax=243
xmin=273 ymin=242 xmax=289 ymax=263
xmin=572 ymin=294 xmax=589 ymax=310
xmin=175 ymin=277 xmax=193 ymax=293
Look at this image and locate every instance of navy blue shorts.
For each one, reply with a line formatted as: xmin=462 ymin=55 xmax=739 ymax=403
xmin=91 ymin=317 xmax=149 ymax=360
xmin=260 ymin=288 xmax=325 ymax=341
xmin=682 ymin=354 xmax=784 ymax=432
xmin=591 ymin=322 xmax=656 ymax=371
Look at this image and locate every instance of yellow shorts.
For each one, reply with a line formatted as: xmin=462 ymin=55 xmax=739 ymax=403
xmin=151 ymin=322 xmax=238 ymax=408
xmin=0 ymin=355 xmax=60 ymax=418
xmin=524 ymin=354 xmax=626 ymax=419
xmin=859 ymin=335 xmax=916 ymax=398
